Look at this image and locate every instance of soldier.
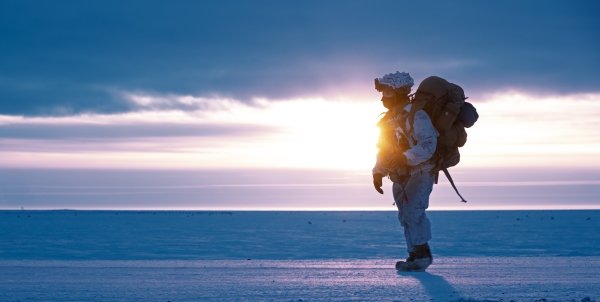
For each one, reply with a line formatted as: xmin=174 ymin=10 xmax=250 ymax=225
xmin=372 ymin=71 xmax=438 ymax=271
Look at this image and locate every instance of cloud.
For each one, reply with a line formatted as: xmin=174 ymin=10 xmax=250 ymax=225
xmin=461 ymin=92 xmax=600 ymax=168
xmin=0 ymin=122 xmax=274 ymax=140
xmin=0 ymin=93 xmax=279 ymax=159
xmin=0 ymin=94 xmax=277 ymax=141
xmin=0 ymin=1 xmax=598 ymax=116
xmin=121 ymin=91 xmax=248 ymax=112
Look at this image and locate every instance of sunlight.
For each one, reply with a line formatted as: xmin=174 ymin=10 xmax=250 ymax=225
xmin=254 ymin=98 xmax=381 ymax=170
xmin=0 ymin=95 xmax=384 ymax=170
xmin=193 ymin=97 xmax=383 ymax=170
xmin=1 ymin=91 xmax=599 ymax=170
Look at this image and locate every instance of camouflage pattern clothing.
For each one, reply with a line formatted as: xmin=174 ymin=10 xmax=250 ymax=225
xmin=373 ymin=102 xmax=438 ymax=253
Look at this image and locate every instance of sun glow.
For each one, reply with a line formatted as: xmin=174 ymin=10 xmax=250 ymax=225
xmin=0 ymin=95 xmax=384 ymax=170
xmin=1 ymin=91 xmax=599 ymax=170
xmin=178 ymin=97 xmax=383 ymax=170
xmin=244 ymin=98 xmax=381 ymax=170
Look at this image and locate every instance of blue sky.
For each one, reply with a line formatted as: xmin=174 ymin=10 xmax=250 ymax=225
xmin=1 ymin=1 xmax=599 ymax=210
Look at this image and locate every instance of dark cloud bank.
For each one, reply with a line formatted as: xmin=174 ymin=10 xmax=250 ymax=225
xmin=1 ymin=0 xmax=598 ymax=116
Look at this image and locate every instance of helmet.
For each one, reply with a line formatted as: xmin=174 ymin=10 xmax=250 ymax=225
xmin=374 ymin=71 xmax=414 ymax=95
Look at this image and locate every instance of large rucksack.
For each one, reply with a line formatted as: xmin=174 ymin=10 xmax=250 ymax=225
xmin=409 ymin=76 xmax=478 ymax=202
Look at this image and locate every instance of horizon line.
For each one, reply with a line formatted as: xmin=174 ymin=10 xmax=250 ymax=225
xmin=2 ymin=206 xmax=599 ymax=212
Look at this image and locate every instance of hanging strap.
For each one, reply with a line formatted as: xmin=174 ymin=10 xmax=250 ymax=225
xmin=442 ymin=168 xmax=467 ymax=203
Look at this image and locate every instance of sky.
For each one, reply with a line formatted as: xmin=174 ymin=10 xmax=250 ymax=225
xmin=0 ymin=1 xmax=599 ymax=210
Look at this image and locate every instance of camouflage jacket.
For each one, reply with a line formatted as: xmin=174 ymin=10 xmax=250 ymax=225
xmin=372 ymin=103 xmax=438 ymax=179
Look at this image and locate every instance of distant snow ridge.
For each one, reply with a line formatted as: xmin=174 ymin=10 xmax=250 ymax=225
xmin=377 ymin=71 xmax=414 ymax=89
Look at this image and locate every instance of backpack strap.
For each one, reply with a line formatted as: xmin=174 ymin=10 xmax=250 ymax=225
xmin=407 ymin=98 xmax=427 ymax=131
xmin=442 ymin=168 xmax=467 ymax=203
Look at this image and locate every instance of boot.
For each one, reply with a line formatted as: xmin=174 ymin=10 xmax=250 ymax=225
xmin=396 ymin=243 xmax=433 ymax=271
xmin=416 ymin=243 xmax=433 ymax=260
xmin=394 ymin=251 xmax=417 ymax=269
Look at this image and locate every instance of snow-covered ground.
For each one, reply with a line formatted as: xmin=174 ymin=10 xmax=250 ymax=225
xmin=1 ymin=210 xmax=598 ymax=301
xmin=1 ymin=258 xmax=598 ymax=301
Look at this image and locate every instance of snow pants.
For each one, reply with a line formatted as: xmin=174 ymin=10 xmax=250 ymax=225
xmin=392 ymin=168 xmax=434 ymax=253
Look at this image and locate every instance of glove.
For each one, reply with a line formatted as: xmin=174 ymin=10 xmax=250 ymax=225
xmin=373 ymin=173 xmax=384 ymax=194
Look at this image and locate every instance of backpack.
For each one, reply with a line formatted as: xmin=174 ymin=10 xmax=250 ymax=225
xmin=408 ymin=76 xmax=478 ymax=202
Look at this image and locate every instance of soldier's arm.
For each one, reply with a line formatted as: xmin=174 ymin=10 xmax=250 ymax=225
xmin=404 ymin=110 xmax=438 ymax=166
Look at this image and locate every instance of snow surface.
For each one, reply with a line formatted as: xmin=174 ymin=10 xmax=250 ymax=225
xmin=1 ymin=210 xmax=598 ymax=301
xmin=1 ymin=258 xmax=598 ymax=302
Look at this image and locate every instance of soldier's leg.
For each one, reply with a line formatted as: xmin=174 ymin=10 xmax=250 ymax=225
xmin=400 ymin=171 xmax=434 ymax=249
xmin=393 ymin=181 xmax=413 ymax=254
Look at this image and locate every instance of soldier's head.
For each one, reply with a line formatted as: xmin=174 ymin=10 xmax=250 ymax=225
xmin=375 ymin=71 xmax=413 ymax=109
xmin=379 ymin=89 xmax=397 ymax=109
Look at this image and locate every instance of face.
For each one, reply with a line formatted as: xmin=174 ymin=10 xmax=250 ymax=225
xmin=381 ymin=90 xmax=398 ymax=109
